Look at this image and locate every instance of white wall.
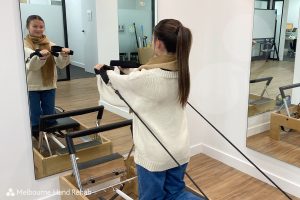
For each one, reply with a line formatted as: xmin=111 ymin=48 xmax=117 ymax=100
xmin=0 ymin=1 xmax=64 ymax=200
xmin=158 ymin=0 xmax=300 ymax=198
xmin=96 ymin=0 xmax=119 ymax=64
xmin=1 ymin=1 xmax=300 ymax=200
xmin=65 ymin=0 xmax=85 ymax=68
xmin=287 ymin=0 xmax=300 ymax=28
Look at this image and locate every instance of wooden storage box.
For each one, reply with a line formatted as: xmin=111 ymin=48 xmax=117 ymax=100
xmin=270 ymin=105 xmax=300 ymax=140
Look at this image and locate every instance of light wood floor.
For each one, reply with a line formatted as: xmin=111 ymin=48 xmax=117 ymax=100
xmin=247 ymin=130 xmax=300 ymax=168
xmin=56 ymin=77 xmax=299 ymax=200
xmin=250 ymin=60 xmax=294 ymax=100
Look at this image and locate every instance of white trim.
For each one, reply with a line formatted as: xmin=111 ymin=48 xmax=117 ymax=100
xmin=70 ymin=61 xmax=85 ymax=69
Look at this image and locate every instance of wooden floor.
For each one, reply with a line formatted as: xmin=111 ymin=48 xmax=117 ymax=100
xmin=56 ymin=77 xmax=299 ymax=200
xmin=250 ymin=60 xmax=294 ymax=100
xmin=56 ymin=77 xmax=133 ymax=155
xmin=247 ymin=130 xmax=300 ymax=168
xmin=187 ymin=154 xmax=299 ymax=200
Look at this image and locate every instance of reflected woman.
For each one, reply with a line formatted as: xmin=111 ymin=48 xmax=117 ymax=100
xmin=95 ymin=19 xmax=204 ymax=199
xmin=24 ymin=15 xmax=70 ymax=138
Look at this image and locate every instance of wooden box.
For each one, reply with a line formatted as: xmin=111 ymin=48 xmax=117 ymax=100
xmin=270 ymin=105 xmax=300 ymax=140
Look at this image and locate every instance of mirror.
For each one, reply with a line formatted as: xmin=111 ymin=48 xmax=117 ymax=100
xmin=247 ymin=0 xmax=300 ymax=168
xmin=20 ymin=0 xmax=156 ymax=179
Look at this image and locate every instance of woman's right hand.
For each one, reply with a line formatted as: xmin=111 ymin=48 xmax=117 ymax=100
xmin=94 ymin=64 xmax=105 ymax=70
xmin=39 ymin=49 xmax=50 ymax=60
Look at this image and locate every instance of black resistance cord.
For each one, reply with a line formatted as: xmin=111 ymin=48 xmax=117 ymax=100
xmin=114 ymin=89 xmax=293 ymax=200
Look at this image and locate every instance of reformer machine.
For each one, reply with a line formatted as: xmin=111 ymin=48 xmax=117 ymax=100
xmin=60 ymin=118 xmax=204 ymax=200
xmin=248 ymin=77 xmax=276 ymax=116
xmin=270 ymin=83 xmax=300 ymax=140
xmin=33 ymin=105 xmax=112 ymax=179
xmin=59 ymin=61 xmax=293 ymax=200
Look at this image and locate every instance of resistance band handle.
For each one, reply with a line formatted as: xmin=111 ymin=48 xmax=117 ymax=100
xmin=51 ymin=45 xmax=74 ymax=57
xmin=66 ymin=119 xmax=132 ymax=154
xmin=29 ymin=49 xmax=43 ymax=58
xmin=110 ymin=60 xmax=141 ymax=68
xmin=279 ymin=83 xmax=300 ymax=99
xmin=39 ymin=105 xmax=104 ymax=131
xmin=250 ymin=77 xmax=273 ymax=86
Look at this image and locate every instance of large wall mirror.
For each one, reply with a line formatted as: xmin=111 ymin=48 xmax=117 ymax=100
xmin=20 ymin=0 xmax=156 ymax=179
xmin=247 ymin=0 xmax=300 ymax=168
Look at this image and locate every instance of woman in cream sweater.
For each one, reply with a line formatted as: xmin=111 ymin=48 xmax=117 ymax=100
xmin=96 ymin=19 xmax=203 ymax=199
xmin=24 ymin=15 xmax=70 ymax=137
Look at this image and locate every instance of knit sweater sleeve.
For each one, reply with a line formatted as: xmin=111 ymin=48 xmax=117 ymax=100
xmin=107 ymin=69 xmax=154 ymax=100
xmin=24 ymin=46 xmax=46 ymax=71
xmin=50 ymin=42 xmax=70 ymax=69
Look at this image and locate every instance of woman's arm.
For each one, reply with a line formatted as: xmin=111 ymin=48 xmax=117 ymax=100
xmin=54 ymin=51 xmax=70 ymax=69
xmin=24 ymin=47 xmax=47 ymax=71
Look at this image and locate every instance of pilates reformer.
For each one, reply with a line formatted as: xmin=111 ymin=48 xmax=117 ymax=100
xmin=60 ymin=116 xmax=204 ymax=200
xmin=91 ymin=61 xmax=293 ymax=199
xmin=37 ymin=106 xmax=104 ymax=156
xmin=249 ymin=77 xmax=273 ymax=105
xmin=33 ymin=105 xmax=113 ymax=179
xmin=270 ymin=83 xmax=300 ymax=140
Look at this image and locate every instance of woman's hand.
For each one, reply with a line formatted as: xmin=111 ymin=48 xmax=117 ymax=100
xmin=39 ymin=49 xmax=50 ymax=60
xmin=61 ymin=48 xmax=71 ymax=57
xmin=94 ymin=64 xmax=105 ymax=70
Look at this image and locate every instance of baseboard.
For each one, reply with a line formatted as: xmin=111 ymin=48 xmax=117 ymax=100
xmin=201 ymin=144 xmax=300 ymax=198
xmin=70 ymin=61 xmax=85 ymax=69
xmin=247 ymin=112 xmax=271 ymax=137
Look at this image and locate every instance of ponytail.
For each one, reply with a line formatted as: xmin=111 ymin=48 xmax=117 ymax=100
xmin=176 ymin=26 xmax=192 ymax=107
xmin=154 ymin=19 xmax=192 ymax=107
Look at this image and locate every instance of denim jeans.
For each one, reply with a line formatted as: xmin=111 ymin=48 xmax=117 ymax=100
xmin=28 ymin=89 xmax=56 ymax=127
xmin=136 ymin=164 xmax=205 ymax=200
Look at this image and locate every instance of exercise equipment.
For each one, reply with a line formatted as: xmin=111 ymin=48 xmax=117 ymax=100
xmin=94 ymin=62 xmax=292 ymax=199
xmin=249 ymin=77 xmax=273 ymax=105
xmin=270 ymin=83 xmax=300 ymax=140
xmin=60 ymin=117 xmax=204 ymax=200
xmin=33 ymin=105 xmax=112 ymax=179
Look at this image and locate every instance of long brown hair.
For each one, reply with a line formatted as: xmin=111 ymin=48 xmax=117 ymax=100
xmin=153 ymin=19 xmax=192 ymax=107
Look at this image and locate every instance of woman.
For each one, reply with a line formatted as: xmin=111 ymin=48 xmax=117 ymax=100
xmin=24 ymin=15 xmax=70 ymax=138
xmin=95 ymin=19 xmax=203 ymax=199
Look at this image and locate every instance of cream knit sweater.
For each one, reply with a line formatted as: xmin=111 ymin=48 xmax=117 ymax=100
xmin=24 ymin=40 xmax=70 ymax=91
xmin=98 ymin=65 xmax=190 ymax=171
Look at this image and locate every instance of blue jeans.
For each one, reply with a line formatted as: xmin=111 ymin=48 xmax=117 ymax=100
xmin=28 ymin=89 xmax=56 ymax=127
xmin=136 ymin=164 xmax=205 ymax=200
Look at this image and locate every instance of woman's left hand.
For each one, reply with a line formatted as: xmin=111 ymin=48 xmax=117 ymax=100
xmin=61 ymin=48 xmax=71 ymax=57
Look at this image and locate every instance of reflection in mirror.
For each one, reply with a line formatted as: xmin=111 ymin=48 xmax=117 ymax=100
xmin=20 ymin=0 xmax=156 ymax=179
xmin=247 ymin=0 xmax=300 ymax=168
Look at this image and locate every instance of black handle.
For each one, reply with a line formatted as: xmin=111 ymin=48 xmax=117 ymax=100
xmin=66 ymin=120 xmax=132 ymax=154
xmin=110 ymin=60 xmax=141 ymax=68
xmin=250 ymin=77 xmax=273 ymax=86
xmin=279 ymin=83 xmax=300 ymax=99
xmin=51 ymin=45 xmax=74 ymax=57
xmin=39 ymin=105 xmax=104 ymax=131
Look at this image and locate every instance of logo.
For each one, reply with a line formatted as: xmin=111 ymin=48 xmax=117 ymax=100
xmin=6 ymin=188 xmax=15 ymax=197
